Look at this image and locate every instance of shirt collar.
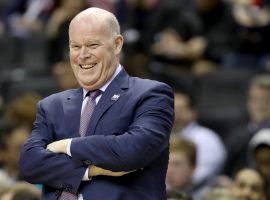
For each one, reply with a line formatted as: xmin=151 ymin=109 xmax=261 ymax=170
xmin=83 ymin=64 xmax=122 ymax=98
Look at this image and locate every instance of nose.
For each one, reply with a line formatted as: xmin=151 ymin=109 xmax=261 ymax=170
xmin=79 ymin=46 xmax=90 ymax=60
xmin=241 ymin=187 xmax=252 ymax=199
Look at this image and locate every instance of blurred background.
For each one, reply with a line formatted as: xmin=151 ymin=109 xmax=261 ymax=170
xmin=0 ymin=0 xmax=270 ymax=200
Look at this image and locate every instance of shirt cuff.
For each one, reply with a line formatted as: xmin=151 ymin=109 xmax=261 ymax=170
xmin=67 ymin=140 xmax=91 ymax=181
xmin=82 ymin=168 xmax=91 ymax=181
xmin=67 ymin=139 xmax=72 ymax=156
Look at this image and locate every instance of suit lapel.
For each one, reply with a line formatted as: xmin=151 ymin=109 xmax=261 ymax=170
xmin=86 ymin=69 xmax=129 ymax=135
xmin=64 ymin=88 xmax=83 ymax=137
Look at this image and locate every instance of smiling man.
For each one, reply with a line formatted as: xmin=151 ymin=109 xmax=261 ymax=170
xmin=19 ymin=7 xmax=174 ymax=200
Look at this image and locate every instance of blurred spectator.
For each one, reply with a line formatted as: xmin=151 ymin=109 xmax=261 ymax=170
xmin=248 ymin=128 xmax=270 ymax=186
xmin=230 ymin=168 xmax=268 ymax=200
xmin=85 ymin=0 xmax=120 ymax=14
xmin=0 ymin=95 xmax=4 ymax=116
xmin=166 ymin=136 xmax=197 ymax=196
xmin=52 ymin=61 xmax=79 ymax=90
xmin=4 ymin=92 xmax=42 ymax=129
xmin=173 ymin=92 xmax=227 ymax=200
xmin=223 ymin=0 xmax=270 ymax=71
xmin=46 ymin=0 xmax=85 ymax=39
xmin=0 ymin=120 xmax=30 ymax=183
xmin=0 ymin=187 xmax=12 ymax=200
xmin=225 ymin=74 xmax=270 ymax=176
xmin=0 ymin=181 xmax=41 ymax=200
xmin=2 ymin=0 xmax=56 ymax=38
xmin=191 ymin=0 xmax=238 ymax=74
xmin=135 ymin=0 xmax=207 ymax=77
xmin=167 ymin=189 xmax=193 ymax=200
xmin=245 ymin=73 xmax=270 ymax=133
xmin=119 ymin=0 xmax=164 ymax=77
xmin=202 ymin=187 xmax=237 ymax=200
xmin=0 ymin=171 xmax=12 ymax=196
xmin=213 ymin=175 xmax=233 ymax=189
xmin=135 ymin=0 xmax=237 ymax=79
xmin=46 ymin=0 xmax=85 ymax=63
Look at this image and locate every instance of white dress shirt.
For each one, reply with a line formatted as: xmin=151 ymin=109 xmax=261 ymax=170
xmin=67 ymin=64 xmax=122 ymax=199
xmin=179 ymin=122 xmax=227 ymax=185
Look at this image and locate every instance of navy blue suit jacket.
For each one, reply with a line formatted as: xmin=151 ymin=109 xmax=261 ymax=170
xmin=19 ymin=69 xmax=174 ymax=200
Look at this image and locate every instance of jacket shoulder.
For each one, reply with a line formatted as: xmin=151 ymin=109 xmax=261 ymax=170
xmin=40 ymin=88 xmax=81 ymax=105
xmin=129 ymin=77 xmax=173 ymax=93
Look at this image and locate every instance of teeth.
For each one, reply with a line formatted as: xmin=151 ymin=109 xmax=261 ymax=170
xmin=80 ymin=64 xmax=96 ymax=69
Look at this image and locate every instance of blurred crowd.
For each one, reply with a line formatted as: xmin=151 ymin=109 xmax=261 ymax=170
xmin=0 ymin=0 xmax=270 ymax=199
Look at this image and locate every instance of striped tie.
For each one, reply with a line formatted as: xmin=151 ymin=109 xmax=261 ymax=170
xmin=59 ymin=90 xmax=101 ymax=200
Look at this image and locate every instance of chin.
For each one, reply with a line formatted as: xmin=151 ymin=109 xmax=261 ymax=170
xmin=81 ymin=83 xmax=99 ymax=91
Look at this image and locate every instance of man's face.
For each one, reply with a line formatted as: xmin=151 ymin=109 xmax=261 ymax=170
xmin=231 ymin=169 xmax=266 ymax=200
xmin=248 ymin=85 xmax=270 ymax=126
xmin=0 ymin=126 xmax=29 ymax=177
xmin=255 ymin=147 xmax=270 ymax=178
xmin=174 ymin=94 xmax=195 ymax=129
xmin=69 ymin=16 xmax=123 ymax=91
xmin=166 ymin=152 xmax=195 ymax=189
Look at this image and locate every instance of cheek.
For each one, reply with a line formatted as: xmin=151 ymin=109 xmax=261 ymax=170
xmin=231 ymin=187 xmax=242 ymax=196
xmin=70 ymin=51 xmax=76 ymax=60
xmin=70 ymin=51 xmax=80 ymax=64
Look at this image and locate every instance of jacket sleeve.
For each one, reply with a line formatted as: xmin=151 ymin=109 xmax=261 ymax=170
xmin=19 ymin=101 xmax=86 ymax=194
xmin=70 ymin=83 xmax=174 ymax=171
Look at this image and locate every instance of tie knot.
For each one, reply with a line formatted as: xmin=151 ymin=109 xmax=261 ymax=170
xmin=88 ymin=90 xmax=102 ymax=99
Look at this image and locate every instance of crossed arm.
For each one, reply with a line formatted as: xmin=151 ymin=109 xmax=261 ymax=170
xmin=47 ymin=139 xmax=128 ymax=177
xmin=19 ymin=103 xmax=129 ymax=193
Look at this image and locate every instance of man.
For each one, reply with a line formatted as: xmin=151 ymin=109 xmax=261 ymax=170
xmin=173 ymin=92 xmax=226 ymax=194
xmin=202 ymin=187 xmax=237 ymax=200
xmin=225 ymin=74 xmax=270 ymax=175
xmin=166 ymin=136 xmax=197 ymax=194
xmin=166 ymin=189 xmax=193 ymax=200
xmin=231 ymin=168 xmax=268 ymax=200
xmin=0 ymin=121 xmax=30 ymax=185
xmin=248 ymin=128 xmax=270 ymax=186
xmin=19 ymin=7 xmax=174 ymax=200
xmin=0 ymin=181 xmax=41 ymax=200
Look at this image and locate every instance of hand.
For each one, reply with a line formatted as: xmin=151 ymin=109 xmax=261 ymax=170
xmin=88 ymin=165 xmax=131 ymax=177
xmin=151 ymin=29 xmax=186 ymax=58
xmin=46 ymin=139 xmax=71 ymax=154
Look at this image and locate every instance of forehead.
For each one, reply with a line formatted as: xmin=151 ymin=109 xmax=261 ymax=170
xmin=69 ymin=16 xmax=109 ymax=41
xmin=256 ymin=147 xmax=270 ymax=157
xmin=250 ymin=85 xmax=270 ymax=95
xmin=236 ymin=170 xmax=264 ymax=186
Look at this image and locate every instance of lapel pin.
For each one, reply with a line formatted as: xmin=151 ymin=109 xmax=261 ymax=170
xmin=111 ymin=94 xmax=120 ymax=101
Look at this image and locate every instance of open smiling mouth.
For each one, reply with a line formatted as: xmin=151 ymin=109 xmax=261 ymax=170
xmin=80 ymin=63 xmax=97 ymax=69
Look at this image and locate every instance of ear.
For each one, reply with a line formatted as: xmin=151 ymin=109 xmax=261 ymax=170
xmin=114 ymin=34 xmax=124 ymax=55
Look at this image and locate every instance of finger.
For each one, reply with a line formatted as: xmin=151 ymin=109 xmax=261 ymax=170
xmin=108 ymin=171 xmax=130 ymax=177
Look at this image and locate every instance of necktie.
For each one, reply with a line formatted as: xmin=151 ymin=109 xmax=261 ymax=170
xmin=79 ymin=90 xmax=101 ymax=136
xmin=60 ymin=90 xmax=101 ymax=200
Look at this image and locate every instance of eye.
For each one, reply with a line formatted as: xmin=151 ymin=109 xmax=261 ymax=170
xmin=87 ymin=43 xmax=99 ymax=49
xmin=70 ymin=44 xmax=80 ymax=50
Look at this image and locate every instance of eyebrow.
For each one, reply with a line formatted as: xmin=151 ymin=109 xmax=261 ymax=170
xmin=69 ymin=40 xmax=101 ymax=44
